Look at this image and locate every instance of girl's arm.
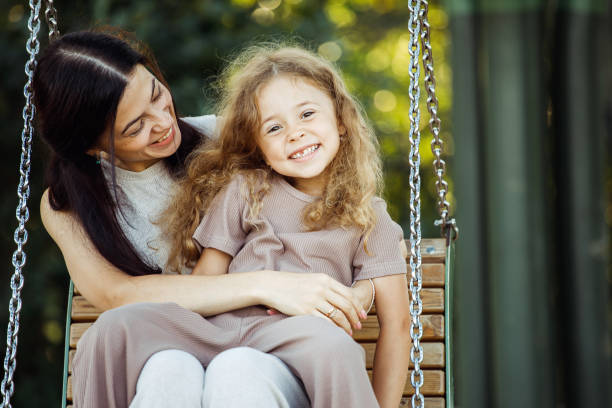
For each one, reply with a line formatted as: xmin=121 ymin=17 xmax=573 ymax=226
xmin=41 ymin=190 xmax=366 ymax=323
xmin=371 ymin=274 xmax=412 ymax=408
xmin=193 ymin=248 xmax=232 ymax=276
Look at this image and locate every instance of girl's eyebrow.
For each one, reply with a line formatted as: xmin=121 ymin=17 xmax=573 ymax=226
xmin=260 ymin=101 xmax=316 ymax=124
xmin=120 ymin=78 xmax=156 ymax=135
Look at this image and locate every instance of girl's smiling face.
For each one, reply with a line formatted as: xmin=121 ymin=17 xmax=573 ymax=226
xmin=256 ymin=75 xmax=344 ymax=196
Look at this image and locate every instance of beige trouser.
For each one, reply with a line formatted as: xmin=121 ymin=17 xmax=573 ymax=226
xmin=72 ymin=302 xmax=379 ymax=408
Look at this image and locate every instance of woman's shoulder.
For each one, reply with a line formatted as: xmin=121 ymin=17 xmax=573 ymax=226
xmin=40 ymin=188 xmax=82 ymax=243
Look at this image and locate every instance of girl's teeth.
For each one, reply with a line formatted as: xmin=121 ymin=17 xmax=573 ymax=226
xmin=291 ymin=145 xmax=318 ymax=159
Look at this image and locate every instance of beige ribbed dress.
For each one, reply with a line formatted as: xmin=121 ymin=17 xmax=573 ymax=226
xmin=188 ymin=174 xmax=407 ymax=407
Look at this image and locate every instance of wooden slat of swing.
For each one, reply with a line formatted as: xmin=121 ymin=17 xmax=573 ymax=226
xmin=70 ymin=288 xmax=444 ymax=321
xmin=65 ymin=238 xmax=448 ymax=406
xmin=67 ymin=403 xmax=447 ymax=408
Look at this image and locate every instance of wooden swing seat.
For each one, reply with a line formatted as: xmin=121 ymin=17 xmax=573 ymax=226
xmin=63 ymin=238 xmax=453 ymax=408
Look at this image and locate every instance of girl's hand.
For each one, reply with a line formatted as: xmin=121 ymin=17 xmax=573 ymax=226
xmin=262 ymin=271 xmax=367 ymax=336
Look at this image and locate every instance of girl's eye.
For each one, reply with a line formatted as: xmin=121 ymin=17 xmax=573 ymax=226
xmin=267 ymin=124 xmax=281 ymax=134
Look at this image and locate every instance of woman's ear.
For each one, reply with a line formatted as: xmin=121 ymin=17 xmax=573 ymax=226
xmin=85 ymin=148 xmax=98 ymax=157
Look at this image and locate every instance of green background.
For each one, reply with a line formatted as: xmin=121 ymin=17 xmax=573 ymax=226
xmin=0 ymin=0 xmax=609 ymax=406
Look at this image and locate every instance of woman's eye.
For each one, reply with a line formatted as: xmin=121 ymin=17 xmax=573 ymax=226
xmin=130 ymin=119 xmax=145 ymax=136
xmin=153 ymin=83 xmax=162 ymax=102
xmin=302 ymin=110 xmax=315 ymax=119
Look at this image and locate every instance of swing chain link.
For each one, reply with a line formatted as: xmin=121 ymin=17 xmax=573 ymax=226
xmin=1 ymin=0 xmax=42 ymax=406
xmin=407 ymin=0 xmax=424 ymax=407
xmin=419 ymin=0 xmax=458 ymax=241
xmin=44 ymin=0 xmax=60 ymax=41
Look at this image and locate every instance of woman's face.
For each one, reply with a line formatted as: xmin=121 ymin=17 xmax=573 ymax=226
xmin=95 ymin=64 xmax=182 ymax=172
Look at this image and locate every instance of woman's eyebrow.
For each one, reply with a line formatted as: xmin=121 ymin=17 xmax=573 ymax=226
xmin=120 ymin=78 xmax=156 ymax=135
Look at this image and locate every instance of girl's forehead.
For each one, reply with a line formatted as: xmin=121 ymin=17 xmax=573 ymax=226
xmin=257 ymin=74 xmax=331 ymax=104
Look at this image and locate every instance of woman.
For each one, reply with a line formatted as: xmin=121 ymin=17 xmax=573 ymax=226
xmin=34 ymin=30 xmax=376 ymax=408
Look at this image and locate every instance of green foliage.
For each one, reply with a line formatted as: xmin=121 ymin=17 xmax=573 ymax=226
xmin=0 ymin=0 xmax=452 ymax=405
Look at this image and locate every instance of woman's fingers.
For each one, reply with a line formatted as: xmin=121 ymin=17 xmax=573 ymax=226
xmin=312 ymin=309 xmax=352 ymax=336
xmin=323 ymin=290 xmax=363 ymax=331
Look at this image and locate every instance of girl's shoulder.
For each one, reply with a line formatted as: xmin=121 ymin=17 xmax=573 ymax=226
xmin=215 ymin=170 xmax=266 ymax=201
xmin=371 ymin=196 xmax=389 ymax=212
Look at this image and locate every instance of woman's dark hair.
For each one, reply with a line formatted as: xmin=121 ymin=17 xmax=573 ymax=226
xmin=33 ymin=29 xmax=205 ymax=276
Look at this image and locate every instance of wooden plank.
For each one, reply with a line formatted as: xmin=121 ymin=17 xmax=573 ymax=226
xmin=67 ymin=375 xmax=72 ymax=401
xmin=70 ymin=322 xmax=93 ymax=348
xmin=69 ymin=316 xmax=445 ymax=349
xmin=367 ymin=369 xmax=444 ymax=396
xmin=362 ymin=342 xmax=444 ymax=369
xmin=71 ymin=296 xmax=102 ymax=321
xmin=421 ymin=264 xmax=445 ymax=287
xmin=354 ymin=314 xmax=444 ymax=341
xmin=68 ymin=350 xmax=75 ymax=374
xmin=71 ymin=287 xmax=445 ymax=321
xmin=370 ymin=288 xmax=444 ymax=314
xmin=68 ymin=369 xmax=444 ymax=404
xmin=418 ymin=239 xmax=446 ymax=264
xmin=400 ymin=397 xmax=444 ymax=407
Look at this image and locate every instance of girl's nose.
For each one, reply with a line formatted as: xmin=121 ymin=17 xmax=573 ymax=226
xmin=289 ymin=130 xmax=305 ymax=142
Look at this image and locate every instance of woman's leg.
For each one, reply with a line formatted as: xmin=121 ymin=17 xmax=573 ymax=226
xmin=244 ymin=315 xmax=379 ymax=408
xmin=202 ymin=347 xmax=310 ymax=408
xmin=129 ymin=349 xmax=205 ymax=408
xmin=72 ymin=302 xmax=237 ymax=408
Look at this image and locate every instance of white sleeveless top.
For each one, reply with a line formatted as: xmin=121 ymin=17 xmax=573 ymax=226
xmin=101 ymin=115 xmax=216 ymax=274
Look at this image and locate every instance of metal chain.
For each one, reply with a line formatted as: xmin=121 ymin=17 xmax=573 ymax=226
xmin=44 ymin=0 xmax=60 ymax=41
xmin=407 ymin=1 xmax=424 ymax=407
xmin=419 ymin=1 xmax=458 ymax=240
xmin=0 ymin=0 xmax=41 ymax=405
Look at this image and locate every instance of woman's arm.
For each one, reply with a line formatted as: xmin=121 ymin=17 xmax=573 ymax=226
xmin=371 ymin=274 xmax=412 ymax=408
xmin=41 ymin=190 xmax=366 ymax=324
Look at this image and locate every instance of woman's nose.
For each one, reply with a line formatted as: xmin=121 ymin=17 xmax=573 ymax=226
xmin=151 ymin=107 xmax=173 ymax=130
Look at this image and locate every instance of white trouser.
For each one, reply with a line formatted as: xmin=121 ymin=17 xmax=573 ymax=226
xmin=129 ymin=347 xmax=310 ymax=408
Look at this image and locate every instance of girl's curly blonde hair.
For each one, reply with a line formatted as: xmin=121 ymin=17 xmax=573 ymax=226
xmin=165 ymin=44 xmax=383 ymax=272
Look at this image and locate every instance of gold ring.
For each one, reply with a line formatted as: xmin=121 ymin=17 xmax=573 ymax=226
xmin=326 ymin=307 xmax=337 ymax=318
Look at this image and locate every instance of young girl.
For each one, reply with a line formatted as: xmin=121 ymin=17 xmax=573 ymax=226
xmin=166 ymin=46 xmax=411 ymax=408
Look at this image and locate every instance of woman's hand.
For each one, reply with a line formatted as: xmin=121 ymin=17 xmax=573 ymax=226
xmin=260 ymin=271 xmax=367 ymax=336
xmin=351 ymin=279 xmax=375 ymax=313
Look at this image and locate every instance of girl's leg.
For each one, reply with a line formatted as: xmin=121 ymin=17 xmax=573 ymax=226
xmin=202 ymin=347 xmax=310 ymax=408
xmin=72 ymin=302 xmax=236 ymax=408
xmin=244 ymin=315 xmax=379 ymax=408
xmin=129 ymin=349 xmax=205 ymax=408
